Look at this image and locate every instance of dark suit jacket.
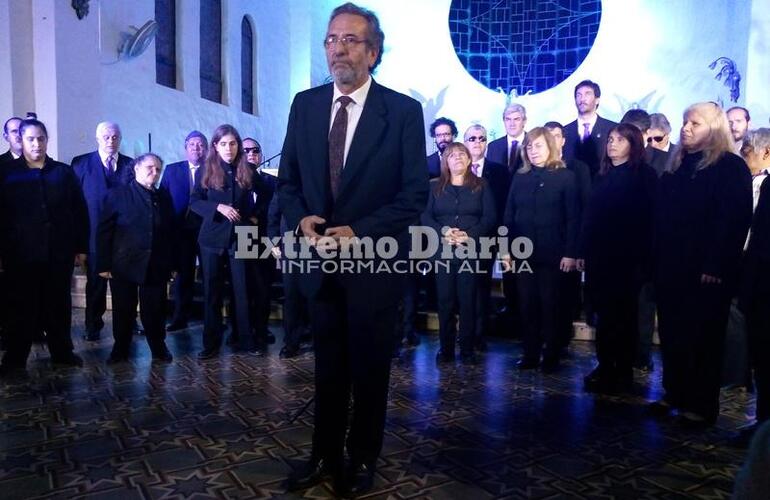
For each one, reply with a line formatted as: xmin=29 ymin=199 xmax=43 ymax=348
xmin=487 ymin=135 xmax=524 ymax=173
xmin=504 ymin=167 xmax=579 ymax=265
xmin=0 ymin=157 xmax=88 ymax=265
xmin=563 ymin=116 xmax=617 ymax=178
xmin=480 ymin=159 xmax=510 ymax=226
xmin=278 ymin=80 xmax=429 ymax=297
xmin=96 ymin=180 xmax=175 ymax=284
xmin=72 ymin=150 xmax=134 ymax=254
xmin=646 ymin=144 xmax=680 ymax=177
xmin=191 ymin=160 xmax=270 ymax=252
xmin=421 ymin=180 xmax=496 ymax=241
xmin=426 ymin=152 xmax=441 ymax=179
xmin=566 ymin=158 xmax=592 ymax=215
xmin=160 ymin=160 xmax=204 ymax=230
xmin=0 ymin=150 xmax=16 ymax=166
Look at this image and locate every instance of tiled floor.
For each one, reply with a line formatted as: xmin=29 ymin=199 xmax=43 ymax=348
xmin=0 ymin=310 xmax=755 ymax=499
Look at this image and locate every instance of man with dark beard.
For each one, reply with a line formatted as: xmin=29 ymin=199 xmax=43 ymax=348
xmin=426 ymin=117 xmax=457 ymax=179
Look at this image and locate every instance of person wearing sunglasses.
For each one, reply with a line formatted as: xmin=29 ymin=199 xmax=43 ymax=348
xmin=647 ymin=113 xmax=680 ymax=176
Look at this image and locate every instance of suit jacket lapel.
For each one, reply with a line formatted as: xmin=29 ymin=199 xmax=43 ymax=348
xmin=337 ymin=80 xmax=387 ymax=200
xmin=308 ymin=84 xmax=334 ymax=211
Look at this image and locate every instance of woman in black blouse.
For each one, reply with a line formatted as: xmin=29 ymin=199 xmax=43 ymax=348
xmin=653 ymin=102 xmax=752 ymax=427
xmin=578 ymin=123 xmax=657 ymax=393
xmin=504 ymin=127 xmax=578 ymax=372
xmin=191 ymin=124 xmax=261 ymax=360
xmin=422 ymin=142 xmax=496 ymax=364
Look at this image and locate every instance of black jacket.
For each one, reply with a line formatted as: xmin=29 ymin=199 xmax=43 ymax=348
xmin=562 ymin=116 xmax=617 ymax=178
xmin=421 ymin=179 xmax=497 ymax=245
xmin=580 ymin=162 xmax=657 ymax=295
xmin=504 ymin=166 xmax=579 ymax=265
xmin=480 ymin=159 xmax=511 ymax=227
xmin=655 ymin=151 xmax=752 ymax=290
xmin=96 ymin=180 xmax=175 ymax=284
xmin=191 ymin=160 xmax=269 ymax=252
xmin=0 ymin=157 xmax=89 ymax=265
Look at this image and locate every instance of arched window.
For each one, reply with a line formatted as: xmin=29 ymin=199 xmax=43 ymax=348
xmin=200 ymin=0 xmax=222 ymax=103
xmin=155 ymin=0 xmax=176 ymax=88
xmin=241 ymin=17 xmax=254 ymax=114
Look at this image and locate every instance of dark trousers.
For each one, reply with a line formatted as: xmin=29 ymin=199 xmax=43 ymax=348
xmin=85 ymin=256 xmax=108 ymax=333
xmin=248 ymin=256 xmax=273 ymax=345
xmin=745 ymin=265 xmax=770 ymax=423
xmin=723 ymin=298 xmax=752 ymax=387
xmin=475 ymin=258 xmax=494 ymax=342
xmin=501 ymin=267 xmax=520 ymax=336
xmin=636 ymin=281 xmax=656 ymax=366
xmin=281 ymin=264 xmax=309 ymax=349
xmin=516 ymin=263 xmax=561 ymax=362
xmin=1 ymin=263 xmax=75 ymax=368
xmin=558 ymin=270 xmax=581 ymax=350
xmin=400 ymin=272 xmax=418 ymax=343
xmin=110 ymin=277 xmax=167 ymax=358
xmin=436 ymin=260 xmax=478 ymax=354
xmin=657 ymin=281 xmax=732 ymax=422
xmin=593 ymin=288 xmax=640 ymax=381
xmin=170 ymin=227 xmax=201 ymax=323
xmin=200 ymin=247 xmax=251 ymax=351
xmin=309 ymin=275 xmax=397 ymax=468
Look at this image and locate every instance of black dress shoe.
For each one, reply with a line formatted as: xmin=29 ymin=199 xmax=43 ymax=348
xmin=266 ymin=332 xmax=276 ymax=345
xmin=647 ymin=399 xmax=674 ymax=417
xmin=225 ymin=335 xmax=239 ymax=347
xmin=347 ymin=462 xmax=375 ymax=497
xmin=279 ymin=345 xmax=300 ymax=359
xmin=166 ymin=319 xmax=188 ymax=332
xmin=246 ymin=345 xmax=267 ymax=357
xmin=152 ymin=348 xmax=173 ymax=363
xmin=435 ymin=350 xmax=455 ymax=364
xmin=83 ymin=331 xmax=101 ymax=342
xmin=405 ymin=334 xmax=420 ymax=347
xmin=285 ymin=457 xmax=332 ymax=491
xmin=541 ymin=357 xmax=560 ymax=374
xmin=475 ymin=337 xmax=488 ymax=352
xmin=516 ymin=357 xmax=539 ymax=370
xmin=106 ymin=354 xmax=129 ymax=365
xmin=51 ymin=353 xmax=83 ymax=367
xmin=460 ymin=351 xmax=477 ymax=364
xmin=197 ymin=348 xmax=220 ymax=360
xmin=678 ymin=412 xmax=714 ymax=430
xmin=133 ymin=323 xmax=145 ymax=336
xmin=583 ymin=367 xmax=612 ymax=392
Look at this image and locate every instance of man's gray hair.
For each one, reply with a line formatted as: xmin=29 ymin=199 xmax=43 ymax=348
xmin=503 ymin=103 xmax=527 ymax=120
xmin=464 ymin=124 xmax=487 ymax=140
xmin=743 ymin=128 xmax=770 ymax=153
xmin=649 ymin=113 xmax=672 ymax=134
xmin=96 ymin=121 xmax=121 ymax=137
xmin=329 ymin=3 xmax=385 ymax=73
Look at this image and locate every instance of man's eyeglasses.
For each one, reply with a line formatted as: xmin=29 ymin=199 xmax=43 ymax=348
xmin=243 ymin=147 xmax=261 ymax=154
xmin=435 ymin=132 xmax=454 ymax=138
xmin=324 ymin=35 xmax=366 ymax=49
xmin=647 ymin=135 xmax=666 ymax=143
xmin=466 ymin=136 xmax=487 ymax=143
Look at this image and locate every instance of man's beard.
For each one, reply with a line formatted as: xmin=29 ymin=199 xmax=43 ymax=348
xmin=437 ymin=141 xmax=450 ymax=153
xmin=332 ymin=63 xmax=357 ymax=85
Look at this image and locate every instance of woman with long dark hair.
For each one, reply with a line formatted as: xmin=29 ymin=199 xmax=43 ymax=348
xmin=191 ymin=124 xmax=260 ymax=360
xmin=504 ymin=127 xmax=579 ymax=372
xmin=578 ymin=123 xmax=657 ymax=393
xmin=421 ymin=142 xmax=496 ymax=364
xmin=653 ymin=102 xmax=753 ymax=427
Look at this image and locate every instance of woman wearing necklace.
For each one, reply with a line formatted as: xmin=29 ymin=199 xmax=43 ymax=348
xmin=578 ymin=123 xmax=657 ymax=393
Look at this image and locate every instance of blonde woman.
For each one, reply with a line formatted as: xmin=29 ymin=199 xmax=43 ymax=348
xmin=652 ymin=102 xmax=753 ymax=427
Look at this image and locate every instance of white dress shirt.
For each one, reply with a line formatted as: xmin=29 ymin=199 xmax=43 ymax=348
xmin=330 ymin=76 xmax=372 ymax=168
xmin=577 ymin=114 xmax=599 ymax=136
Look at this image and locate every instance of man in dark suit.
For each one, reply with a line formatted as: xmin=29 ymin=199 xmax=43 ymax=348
xmin=0 ymin=117 xmax=23 ymax=165
xmin=0 ymin=119 xmax=88 ymax=379
xmin=96 ymin=153 xmax=175 ymax=364
xmin=72 ymin=122 xmax=135 ymax=341
xmin=563 ymin=80 xmax=617 ymax=178
xmin=486 ymin=103 xmax=527 ymax=173
xmin=426 ymin=117 xmax=457 ymax=179
xmin=159 ymin=131 xmax=207 ymax=331
xmin=464 ymin=124 xmax=510 ymax=350
xmin=648 ymin=113 xmax=680 ymax=177
xmin=278 ymin=3 xmax=428 ymax=495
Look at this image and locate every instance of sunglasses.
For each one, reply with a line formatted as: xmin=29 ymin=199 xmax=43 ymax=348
xmin=647 ymin=136 xmax=666 ymax=143
xmin=466 ymin=136 xmax=487 ymax=143
xmin=243 ymin=147 xmax=261 ymax=154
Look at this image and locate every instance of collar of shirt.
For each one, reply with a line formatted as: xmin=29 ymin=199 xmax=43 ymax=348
xmin=577 ymin=114 xmax=599 ymax=135
xmin=331 ymin=76 xmax=372 ymax=122
xmin=188 ymin=161 xmax=200 ymax=172
xmin=99 ymin=150 xmax=115 ymax=167
xmin=507 ymin=133 xmax=525 ymax=147
xmin=11 ymin=151 xmax=20 ymax=160
xmin=660 ymin=142 xmax=671 ymax=153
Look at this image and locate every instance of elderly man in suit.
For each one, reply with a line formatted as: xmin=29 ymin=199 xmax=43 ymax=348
xmin=160 ymin=131 xmax=208 ymax=331
xmin=0 ymin=117 xmax=22 ymax=166
xmin=97 ymin=153 xmax=175 ymax=364
xmin=487 ymin=103 xmax=527 ymax=173
xmin=72 ymin=121 xmax=135 ymax=341
xmin=278 ymin=3 xmax=428 ymax=495
xmin=562 ymin=80 xmax=617 ymax=178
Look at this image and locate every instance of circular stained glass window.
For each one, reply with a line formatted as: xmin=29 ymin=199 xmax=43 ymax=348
xmin=449 ymin=0 xmax=602 ymax=95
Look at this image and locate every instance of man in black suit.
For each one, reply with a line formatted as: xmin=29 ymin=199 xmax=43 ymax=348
xmin=0 ymin=119 xmax=88 ymax=379
xmin=426 ymin=117 xmax=457 ymax=179
xmin=563 ymin=80 xmax=617 ymax=178
xmin=0 ymin=117 xmax=22 ymax=165
xmin=486 ymin=103 xmax=527 ymax=173
xmin=96 ymin=153 xmax=175 ymax=364
xmin=278 ymin=3 xmax=428 ymax=495
xmin=464 ymin=124 xmax=510 ymax=350
xmin=160 ymin=131 xmax=208 ymax=331
xmin=648 ymin=113 xmax=680 ymax=177
xmin=72 ymin=122 xmax=135 ymax=341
